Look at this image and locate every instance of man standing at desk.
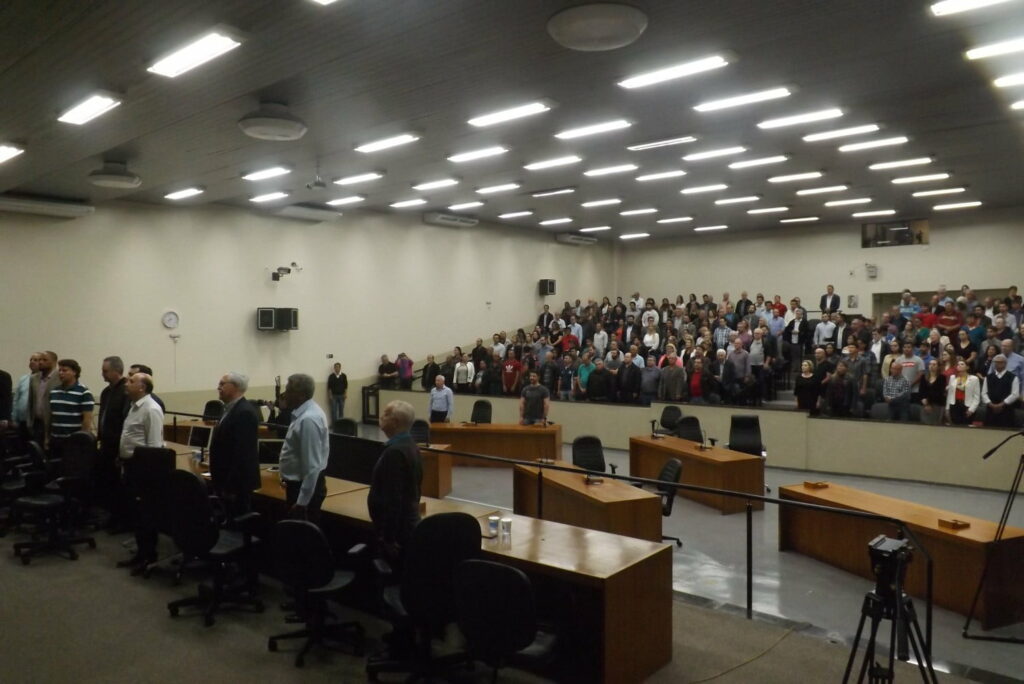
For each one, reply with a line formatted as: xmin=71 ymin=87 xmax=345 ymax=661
xmin=210 ymin=372 xmax=261 ymax=517
xmin=279 ymin=374 xmax=329 ymax=520
xmin=520 ymin=370 xmax=550 ymax=425
xmin=118 ymin=372 xmax=164 ymax=570
xmin=368 ymin=400 xmax=422 ymax=560
xmin=428 ymin=374 xmax=453 ymax=423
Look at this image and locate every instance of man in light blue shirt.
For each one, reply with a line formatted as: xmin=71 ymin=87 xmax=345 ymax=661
xmin=279 ymin=373 xmax=329 ymax=519
xmin=428 ymin=375 xmax=454 ymax=423
xmin=8 ymin=353 xmax=38 ymax=433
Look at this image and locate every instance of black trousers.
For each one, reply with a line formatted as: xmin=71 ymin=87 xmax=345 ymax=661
xmin=430 ymin=410 xmax=448 ymax=423
xmin=284 ymin=472 xmax=327 ymax=522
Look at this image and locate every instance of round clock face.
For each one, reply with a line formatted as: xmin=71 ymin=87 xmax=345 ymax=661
xmin=162 ymin=311 xmax=180 ymax=329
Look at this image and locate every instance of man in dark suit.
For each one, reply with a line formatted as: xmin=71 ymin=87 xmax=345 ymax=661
xmin=820 ymin=284 xmax=841 ymax=316
xmin=537 ymin=304 xmax=555 ymax=331
xmin=617 ymin=352 xmax=641 ymax=403
xmin=368 ymin=399 xmax=423 ymax=561
xmin=209 ymin=371 xmax=261 ymax=517
xmin=98 ymin=356 xmax=129 ymax=528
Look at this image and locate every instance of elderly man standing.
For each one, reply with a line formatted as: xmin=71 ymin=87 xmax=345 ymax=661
xmin=982 ymin=354 xmax=1020 ymax=428
xmin=369 ymin=400 xmax=423 ymax=560
xmin=428 ymin=374 xmax=454 ymax=423
xmin=210 ymin=372 xmax=261 ymax=517
xmin=279 ymin=374 xmax=329 ymax=520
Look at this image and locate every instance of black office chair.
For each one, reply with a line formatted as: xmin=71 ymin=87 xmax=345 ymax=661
xmin=165 ymin=470 xmax=263 ymax=626
xmin=334 ymin=417 xmax=358 ymax=436
xmin=655 ymin=405 xmax=683 ymax=435
xmin=571 ymin=435 xmax=617 ymax=474
xmin=470 ymin=400 xmax=493 ymax=424
xmin=123 ymin=446 xmax=177 ymax=577
xmin=726 ymin=415 xmax=770 ymax=493
xmin=410 ymin=419 xmax=430 ymax=444
xmin=267 ymin=520 xmax=364 ymax=667
xmin=454 ymin=559 xmax=558 ymax=683
xmin=366 ymin=512 xmax=481 ymax=682
xmin=654 ymin=459 xmax=684 ymax=548
xmin=673 ymin=416 xmax=703 ymax=443
xmin=202 ymin=399 xmax=224 ymax=422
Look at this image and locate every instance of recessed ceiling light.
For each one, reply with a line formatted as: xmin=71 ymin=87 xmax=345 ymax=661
xmin=627 ymin=136 xmax=697 ymax=151
xmin=657 ymin=216 xmax=693 ymax=224
xmin=912 ymin=187 xmax=965 ymax=197
xmin=620 ymin=208 xmax=657 ymax=215
xmin=891 ymin=173 xmax=950 ymax=184
xmin=966 ymin=37 xmax=1024 ymax=60
xmin=334 ymin=172 xmax=383 ymax=185
xmin=0 ymin=144 xmax=25 ymax=164
xmin=729 ymin=155 xmax=788 ymax=169
xmin=242 ymin=166 xmax=291 ymax=181
xmin=636 ymin=170 xmax=686 ymax=182
xmin=584 ymin=164 xmax=638 ymax=176
xmin=869 ymin=158 xmax=932 ymax=170
xmin=412 ymin=178 xmax=459 ymax=191
xmin=803 ymin=124 xmax=880 ymax=142
xmin=57 ymin=93 xmax=122 ymax=124
xmin=681 ymin=184 xmax=728 ymax=194
xmin=532 ymin=187 xmax=575 ymax=197
xmin=250 ymin=191 xmax=289 ymax=203
xmin=390 ymin=198 xmax=427 ymax=208
xmin=931 ymin=0 xmax=1016 ymax=16
xmin=326 ymin=195 xmax=365 ymax=206
xmin=839 ymin=137 xmax=909 ymax=152
xmin=448 ymin=146 xmax=508 ymax=163
xmin=694 ymin=87 xmax=791 ymax=112
xmin=619 ymin=232 xmax=651 ymax=240
xmin=147 ymin=30 xmax=242 ymax=77
xmin=934 ymin=200 xmax=982 ymax=210
xmin=715 ymin=196 xmax=760 ymax=205
xmin=768 ymin=171 xmax=823 ymax=183
xmin=853 ymin=209 xmax=896 ymax=217
xmin=825 ymin=197 xmax=871 ymax=206
xmin=780 ymin=216 xmax=819 ymax=223
xmin=797 ymin=185 xmax=848 ymax=195
xmin=469 ymin=101 xmax=551 ymax=127
xmin=540 ymin=217 xmax=572 ymax=225
xmin=618 ymin=55 xmax=728 ymax=89
xmin=499 ymin=211 xmax=533 ymax=218
xmin=355 ymin=133 xmax=419 ymax=153
xmin=994 ymin=72 xmax=1024 ymax=87
xmin=581 ymin=198 xmax=622 ymax=207
xmin=758 ymin=108 xmax=843 ymax=129
xmin=683 ymin=146 xmax=746 ymax=161
xmin=524 ymin=155 xmax=581 ymax=171
xmin=748 ymin=206 xmax=788 ymax=214
xmin=477 ymin=183 xmax=520 ymax=194
xmin=448 ymin=201 xmax=484 ymax=210
xmin=164 ymin=187 xmax=203 ymax=200
xmin=694 ymin=225 xmax=727 ymax=232
xmin=555 ymin=119 xmax=631 ymax=139
xmin=579 ymin=225 xmax=611 ymax=233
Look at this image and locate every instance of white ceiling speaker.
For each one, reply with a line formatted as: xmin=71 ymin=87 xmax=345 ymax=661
xmin=238 ymin=102 xmax=308 ymax=141
xmin=88 ymin=161 xmax=142 ymax=188
xmin=547 ymin=3 xmax=648 ymax=52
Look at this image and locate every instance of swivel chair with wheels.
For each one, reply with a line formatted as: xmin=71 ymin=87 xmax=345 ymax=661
xmin=571 ymin=435 xmax=617 ymax=474
xmin=655 ymin=405 xmax=682 ymax=435
xmin=202 ymin=399 xmax=224 ymax=422
xmin=673 ymin=416 xmax=703 ymax=443
xmin=726 ymin=414 xmax=770 ymax=493
xmin=409 ymin=419 xmax=430 ymax=444
xmin=470 ymin=400 xmax=493 ymax=424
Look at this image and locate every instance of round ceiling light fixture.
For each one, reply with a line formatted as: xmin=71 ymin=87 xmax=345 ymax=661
xmin=88 ymin=161 xmax=142 ymax=189
xmin=238 ymin=102 xmax=308 ymax=141
xmin=547 ymin=3 xmax=648 ymax=52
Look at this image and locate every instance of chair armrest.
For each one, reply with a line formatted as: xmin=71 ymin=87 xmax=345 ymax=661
xmin=3 ymin=455 xmax=33 ymax=470
xmin=232 ymin=511 xmax=262 ymax=543
xmin=608 ymin=463 xmax=618 ymax=475
xmin=347 ymin=543 xmax=368 ymax=559
xmin=372 ymin=557 xmax=394 ymax=581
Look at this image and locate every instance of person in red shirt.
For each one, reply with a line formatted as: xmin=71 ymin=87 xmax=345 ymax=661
xmin=771 ymin=294 xmax=787 ymax=317
xmin=935 ymin=301 xmax=963 ymax=336
xmin=502 ymin=350 xmax=523 ymax=396
xmin=559 ymin=332 xmax=579 ymax=353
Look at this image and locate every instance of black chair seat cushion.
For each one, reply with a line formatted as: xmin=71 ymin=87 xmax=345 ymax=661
xmin=309 ymin=569 xmax=356 ymax=596
xmin=14 ymin=493 xmax=63 ymax=510
xmin=208 ymin=530 xmax=258 ymax=558
xmin=512 ymin=630 xmax=558 ymax=665
xmin=2 ymin=478 xmax=27 ymax=493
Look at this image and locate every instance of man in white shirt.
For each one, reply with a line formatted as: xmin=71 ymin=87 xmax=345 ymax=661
xmin=813 ymin=316 xmax=836 ymax=347
xmin=117 ymin=372 xmax=165 ymax=570
xmin=429 ymin=374 xmax=454 ymax=422
xmin=592 ymin=322 xmax=609 ymax=360
xmin=279 ymin=373 xmax=329 ymax=520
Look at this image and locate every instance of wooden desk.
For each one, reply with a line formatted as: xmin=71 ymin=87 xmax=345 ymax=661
xmin=425 ymin=423 xmax=562 ymax=467
xmin=419 ymin=444 xmax=452 ymax=498
xmin=629 ymin=435 xmax=764 ymax=515
xmin=254 ymin=468 xmax=370 ymax=501
xmin=319 ymin=487 xmax=499 ymax=528
xmin=512 ymin=461 xmax=662 ymax=542
xmin=779 ymin=482 xmax=1024 ymax=629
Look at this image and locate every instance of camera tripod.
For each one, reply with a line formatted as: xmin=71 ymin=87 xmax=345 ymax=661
xmin=843 ymin=588 xmax=937 ymax=684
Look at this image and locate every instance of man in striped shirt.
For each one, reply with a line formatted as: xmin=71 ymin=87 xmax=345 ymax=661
xmin=49 ymin=359 xmax=94 ymax=450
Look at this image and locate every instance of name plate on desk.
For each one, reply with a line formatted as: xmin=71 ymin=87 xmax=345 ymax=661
xmin=938 ymin=518 xmax=971 ymax=531
xmin=803 ymin=481 xmax=830 ymax=489
xmin=584 ymin=474 xmax=604 ymax=485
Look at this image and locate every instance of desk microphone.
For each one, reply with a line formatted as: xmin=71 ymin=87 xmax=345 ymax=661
xmin=981 ymin=431 xmax=1024 ymax=460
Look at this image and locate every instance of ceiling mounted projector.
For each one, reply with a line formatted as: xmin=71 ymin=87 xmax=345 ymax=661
xmin=88 ymin=161 xmax=142 ymax=189
xmin=547 ymin=3 xmax=648 ymax=52
xmin=238 ymin=102 xmax=308 ymax=141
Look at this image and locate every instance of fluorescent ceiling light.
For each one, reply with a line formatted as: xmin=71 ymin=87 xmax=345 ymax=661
xmin=555 ymin=119 xmax=631 ymax=139
xmin=619 ymin=232 xmax=650 ymax=240
xmin=1013 ymin=99 xmax=1024 ymax=109
xmin=147 ymin=31 xmax=242 ymax=77
xmin=448 ymin=201 xmax=484 ymax=210
xmin=825 ymin=197 xmax=871 ymax=206
xmin=355 ymin=133 xmax=419 ymax=153
xmin=758 ymin=108 xmax=843 ymax=129
xmin=581 ymin=198 xmax=621 ymax=207
xmin=931 ymin=0 xmax=1016 ymax=16
xmin=780 ymin=216 xmax=819 ymax=223
xmin=250 ymin=191 xmax=289 ymax=203
xmin=657 ymin=216 xmax=693 ymax=224
xmin=310 ymin=0 xmax=342 ymax=4
xmin=477 ymin=183 xmax=520 ymax=194
xmin=994 ymin=72 xmax=1024 ymax=87
xmin=853 ymin=209 xmax=896 ymax=217
xmin=499 ymin=211 xmax=533 ymax=218
xmin=620 ymin=208 xmax=657 ymax=216
xmin=390 ymin=198 xmax=427 ymax=208
xmin=242 ymin=166 xmax=291 ymax=181
xmin=412 ymin=178 xmax=459 ymax=191
xmin=164 ymin=187 xmax=203 ymax=200
xmin=0 ymin=144 xmax=25 ymax=164
xmin=627 ymin=136 xmax=696 ymax=151
xmin=684 ymin=146 xmax=746 ymax=161
xmin=768 ymin=171 xmax=822 ymax=183
xmin=326 ymin=195 xmax=365 ymax=206
xmin=681 ymin=184 xmax=728 ymax=194
xmin=839 ymin=137 xmax=909 ymax=152
xmin=803 ymin=124 xmax=880 ymax=142
xmin=934 ymin=201 xmax=982 ymax=210
xmin=912 ymin=187 xmax=965 ymax=197
xmin=448 ymin=146 xmax=508 ymax=163
xmin=584 ymin=164 xmax=638 ymax=177
xmin=540 ymin=217 xmax=572 ymax=225
xmin=797 ymin=185 xmax=848 ymax=195
xmin=334 ymin=172 xmax=383 ymax=185
xmin=618 ymin=55 xmax=729 ymax=89
xmin=469 ymin=101 xmax=550 ymax=127
xmin=532 ymin=187 xmax=575 ymax=197
xmin=729 ymin=155 xmax=787 ymax=169
xmin=715 ymin=196 xmax=759 ymax=205
xmin=966 ymin=37 xmax=1024 ymax=60
xmin=891 ymin=173 xmax=950 ymax=184
xmin=694 ymin=225 xmax=727 ymax=232
xmin=57 ymin=93 xmax=121 ymax=124
xmin=869 ymin=158 xmax=932 ymax=170
xmin=636 ymin=170 xmax=686 ymax=182
xmin=524 ymin=155 xmax=581 ymax=170
xmin=748 ymin=206 xmax=788 ymax=214
xmin=694 ymin=87 xmax=791 ymax=112
xmin=579 ymin=226 xmax=611 ymax=233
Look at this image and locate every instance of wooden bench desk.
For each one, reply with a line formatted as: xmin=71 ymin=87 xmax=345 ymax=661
xmin=425 ymin=422 xmax=561 ymax=466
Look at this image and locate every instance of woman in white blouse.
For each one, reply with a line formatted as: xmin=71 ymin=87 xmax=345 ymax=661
xmin=643 ymin=324 xmax=661 ymax=359
xmin=945 ymin=359 xmax=980 ymax=425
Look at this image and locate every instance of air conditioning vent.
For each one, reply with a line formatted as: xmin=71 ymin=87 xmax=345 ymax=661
xmin=422 ymin=212 xmax=478 ymax=228
xmin=556 ymin=233 xmax=597 ymax=246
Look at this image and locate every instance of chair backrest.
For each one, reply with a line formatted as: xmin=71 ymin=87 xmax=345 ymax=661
xmin=271 ymin=519 xmax=335 ymax=591
xmin=571 ymin=435 xmax=606 ymax=473
xmin=659 ymin=405 xmax=682 ymax=431
xmin=58 ymin=431 xmax=97 ymax=490
xmin=656 ymin=458 xmax=683 ymax=516
xmin=410 ymin=419 xmax=430 ymax=444
xmin=728 ymin=415 xmax=763 ymax=456
xmin=165 ymin=470 xmax=219 ymax=557
xmin=470 ymin=400 xmax=493 ymax=424
xmin=335 ymin=418 xmax=358 ymax=436
xmin=401 ymin=512 xmax=481 ymax=630
xmin=455 ymin=559 xmax=538 ymax=665
xmin=673 ymin=416 xmax=703 ymax=443
xmin=202 ymin=399 xmax=224 ymax=422
xmin=129 ymin=446 xmax=176 ymax=494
